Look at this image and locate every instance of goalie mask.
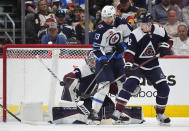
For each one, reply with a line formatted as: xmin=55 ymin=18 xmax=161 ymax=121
xmin=85 ymin=50 xmax=96 ymax=72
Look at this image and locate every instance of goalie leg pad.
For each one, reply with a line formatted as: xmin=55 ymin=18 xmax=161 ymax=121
xmin=52 ymin=107 xmax=87 ymax=124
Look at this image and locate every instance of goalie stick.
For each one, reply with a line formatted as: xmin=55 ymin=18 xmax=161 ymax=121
xmin=36 ymin=55 xmax=65 ymax=86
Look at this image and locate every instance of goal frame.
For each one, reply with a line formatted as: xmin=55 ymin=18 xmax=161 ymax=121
xmin=2 ymin=44 xmax=92 ymax=122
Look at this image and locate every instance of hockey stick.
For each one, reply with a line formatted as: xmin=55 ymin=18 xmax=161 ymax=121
xmin=36 ymin=55 xmax=65 ymax=86
xmin=83 ymin=51 xmax=117 ymax=95
xmin=90 ymin=53 xmax=160 ymax=96
xmin=131 ymin=53 xmax=160 ymax=71
xmin=109 ymin=53 xmax=160 ymax=83
xmin=0 ymin=104 xmax=21 ymax=122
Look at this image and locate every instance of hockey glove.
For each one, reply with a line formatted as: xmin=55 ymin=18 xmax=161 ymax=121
xmin=159 ymin=41 xmax=173 ymax=57
xmin=124 ymin=62 xmax=134 ymax=77
xmin=113 ymin=42 xmax=125 ymax=54
xmin=100 ymin=59 xmax=108 ymax=67
xmin=159 ymin=47 xmax=171 ymax=57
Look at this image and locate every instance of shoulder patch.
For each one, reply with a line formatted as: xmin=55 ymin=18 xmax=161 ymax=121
xmin=98 ymin=24 xmax=104 ymax=28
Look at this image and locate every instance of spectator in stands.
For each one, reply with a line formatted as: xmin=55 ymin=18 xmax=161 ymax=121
xmin=41 ymin=22 xmax=67 ymax=44
xmin=116 ymin=0 xmax=139 ymax=19
xmin=51 ymin=0 xmax=62 ymax=13
xmin=133 ymin=0 xmax=147 ymax=8
xmin=75 ymin=10 xmax=94 ymax=44
xmin=25 ymin=0 xmax=38 ymax=14
xmin=55 ymin=9 xmax=77 ymax=43
xmin=152 ymin=0 xmax=182 ymax=25
xmin=34 ymin=0 xmax=56 ymax=40
xmin=172 ymin=24 xmax=189 ymax=55
xmin=25 ymin=0 xmax=55 ymax=15
xmin=71 ymin=6 xmax=83 ymax=27
xmin=170 ymin=0 xmax=184 ymax=9
xmin=135 ymin=8 xmax=147 ymax=20
xmin=182 ymin=0 xmax=189 ymax=30
xmin=164 ymin=8 xmax=184 ymax=38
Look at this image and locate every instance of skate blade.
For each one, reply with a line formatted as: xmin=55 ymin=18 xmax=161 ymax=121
xmin=112 ymin=119 xmax=130 ymax=125
xmin=159 ymin=122 xmax=171 ymax=126
xmin=87 ymin=119 xmax=100 ymax=125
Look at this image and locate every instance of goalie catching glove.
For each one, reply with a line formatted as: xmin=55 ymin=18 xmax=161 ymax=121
xmin=63 ymin=68 xmax=81 ymax=83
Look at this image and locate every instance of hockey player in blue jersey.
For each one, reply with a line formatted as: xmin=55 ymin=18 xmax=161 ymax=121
xmin=87 ymin=5 xmax=133 ymax=124
xmin=112 ymin=12 xmax=173 ymax=125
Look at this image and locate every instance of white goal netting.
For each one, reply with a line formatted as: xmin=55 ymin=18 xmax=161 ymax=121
xmin=1 ymin=44 xmax=92 ymax=122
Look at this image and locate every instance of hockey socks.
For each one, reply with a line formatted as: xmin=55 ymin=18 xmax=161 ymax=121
xmin=155 ymin=105 xmax=171 ymax=124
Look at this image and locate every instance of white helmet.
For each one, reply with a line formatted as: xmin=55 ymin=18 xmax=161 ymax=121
xmin=101 ymin=5 xmax=116 ymax=18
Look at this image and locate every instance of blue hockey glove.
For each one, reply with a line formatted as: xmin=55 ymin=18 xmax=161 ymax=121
xmin=124 ymin=62 xmax=134 ymax=77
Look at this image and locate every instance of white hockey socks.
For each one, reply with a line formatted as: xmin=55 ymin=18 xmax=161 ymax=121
xmin=92 ymin=81 xmax=110 ymax=113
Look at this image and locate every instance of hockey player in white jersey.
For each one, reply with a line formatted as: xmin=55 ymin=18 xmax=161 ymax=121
xmin=88 ymin=5 xmax=133 ymax=124
xmin=112 ymin=12 xmax=173 ymax=125
xmin=62 ymin=50 xmax=96 ymax=101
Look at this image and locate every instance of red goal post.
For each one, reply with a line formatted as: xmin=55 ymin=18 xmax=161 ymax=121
xmin=2 ymin=44 xmax=92 ymax=122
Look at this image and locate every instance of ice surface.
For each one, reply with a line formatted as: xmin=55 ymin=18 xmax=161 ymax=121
xmin=0 ymin=118 xmax=189 ymax=131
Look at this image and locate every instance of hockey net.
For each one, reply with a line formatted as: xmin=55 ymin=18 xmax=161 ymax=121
xmin=1 ymin=44 xmax=92 ymax=122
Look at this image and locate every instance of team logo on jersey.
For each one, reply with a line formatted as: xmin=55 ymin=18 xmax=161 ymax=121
xmin=139 ymin=42 xmax=156 ymax=58
xmin=108 ymin=32 xmax=121 ymax=45
xmin=160 ymin=73 xmax=166 ymax=79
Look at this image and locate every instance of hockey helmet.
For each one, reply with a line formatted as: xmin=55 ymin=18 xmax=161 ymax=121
xmin=101 ymin=5 xmax=116 ymax=18
xmin=137 ymin=12 xmax=153 ymax=23
xmin=85 ymin=50 xmax=96 ymax=72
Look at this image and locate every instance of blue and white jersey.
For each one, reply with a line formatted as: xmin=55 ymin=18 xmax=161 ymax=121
xmin=126 ymin=24 xmax=171 ymax=70
xmin=93 ymin=17 xmax=133 ymax=60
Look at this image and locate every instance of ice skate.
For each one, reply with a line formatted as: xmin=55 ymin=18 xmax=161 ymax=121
xmin=155 ymin=105 xmax=171 ymax=125
xmin=87 ymin=109 xmax=100 ymax=125
xmin=111 ymin=110 xmax=130 ymax=125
